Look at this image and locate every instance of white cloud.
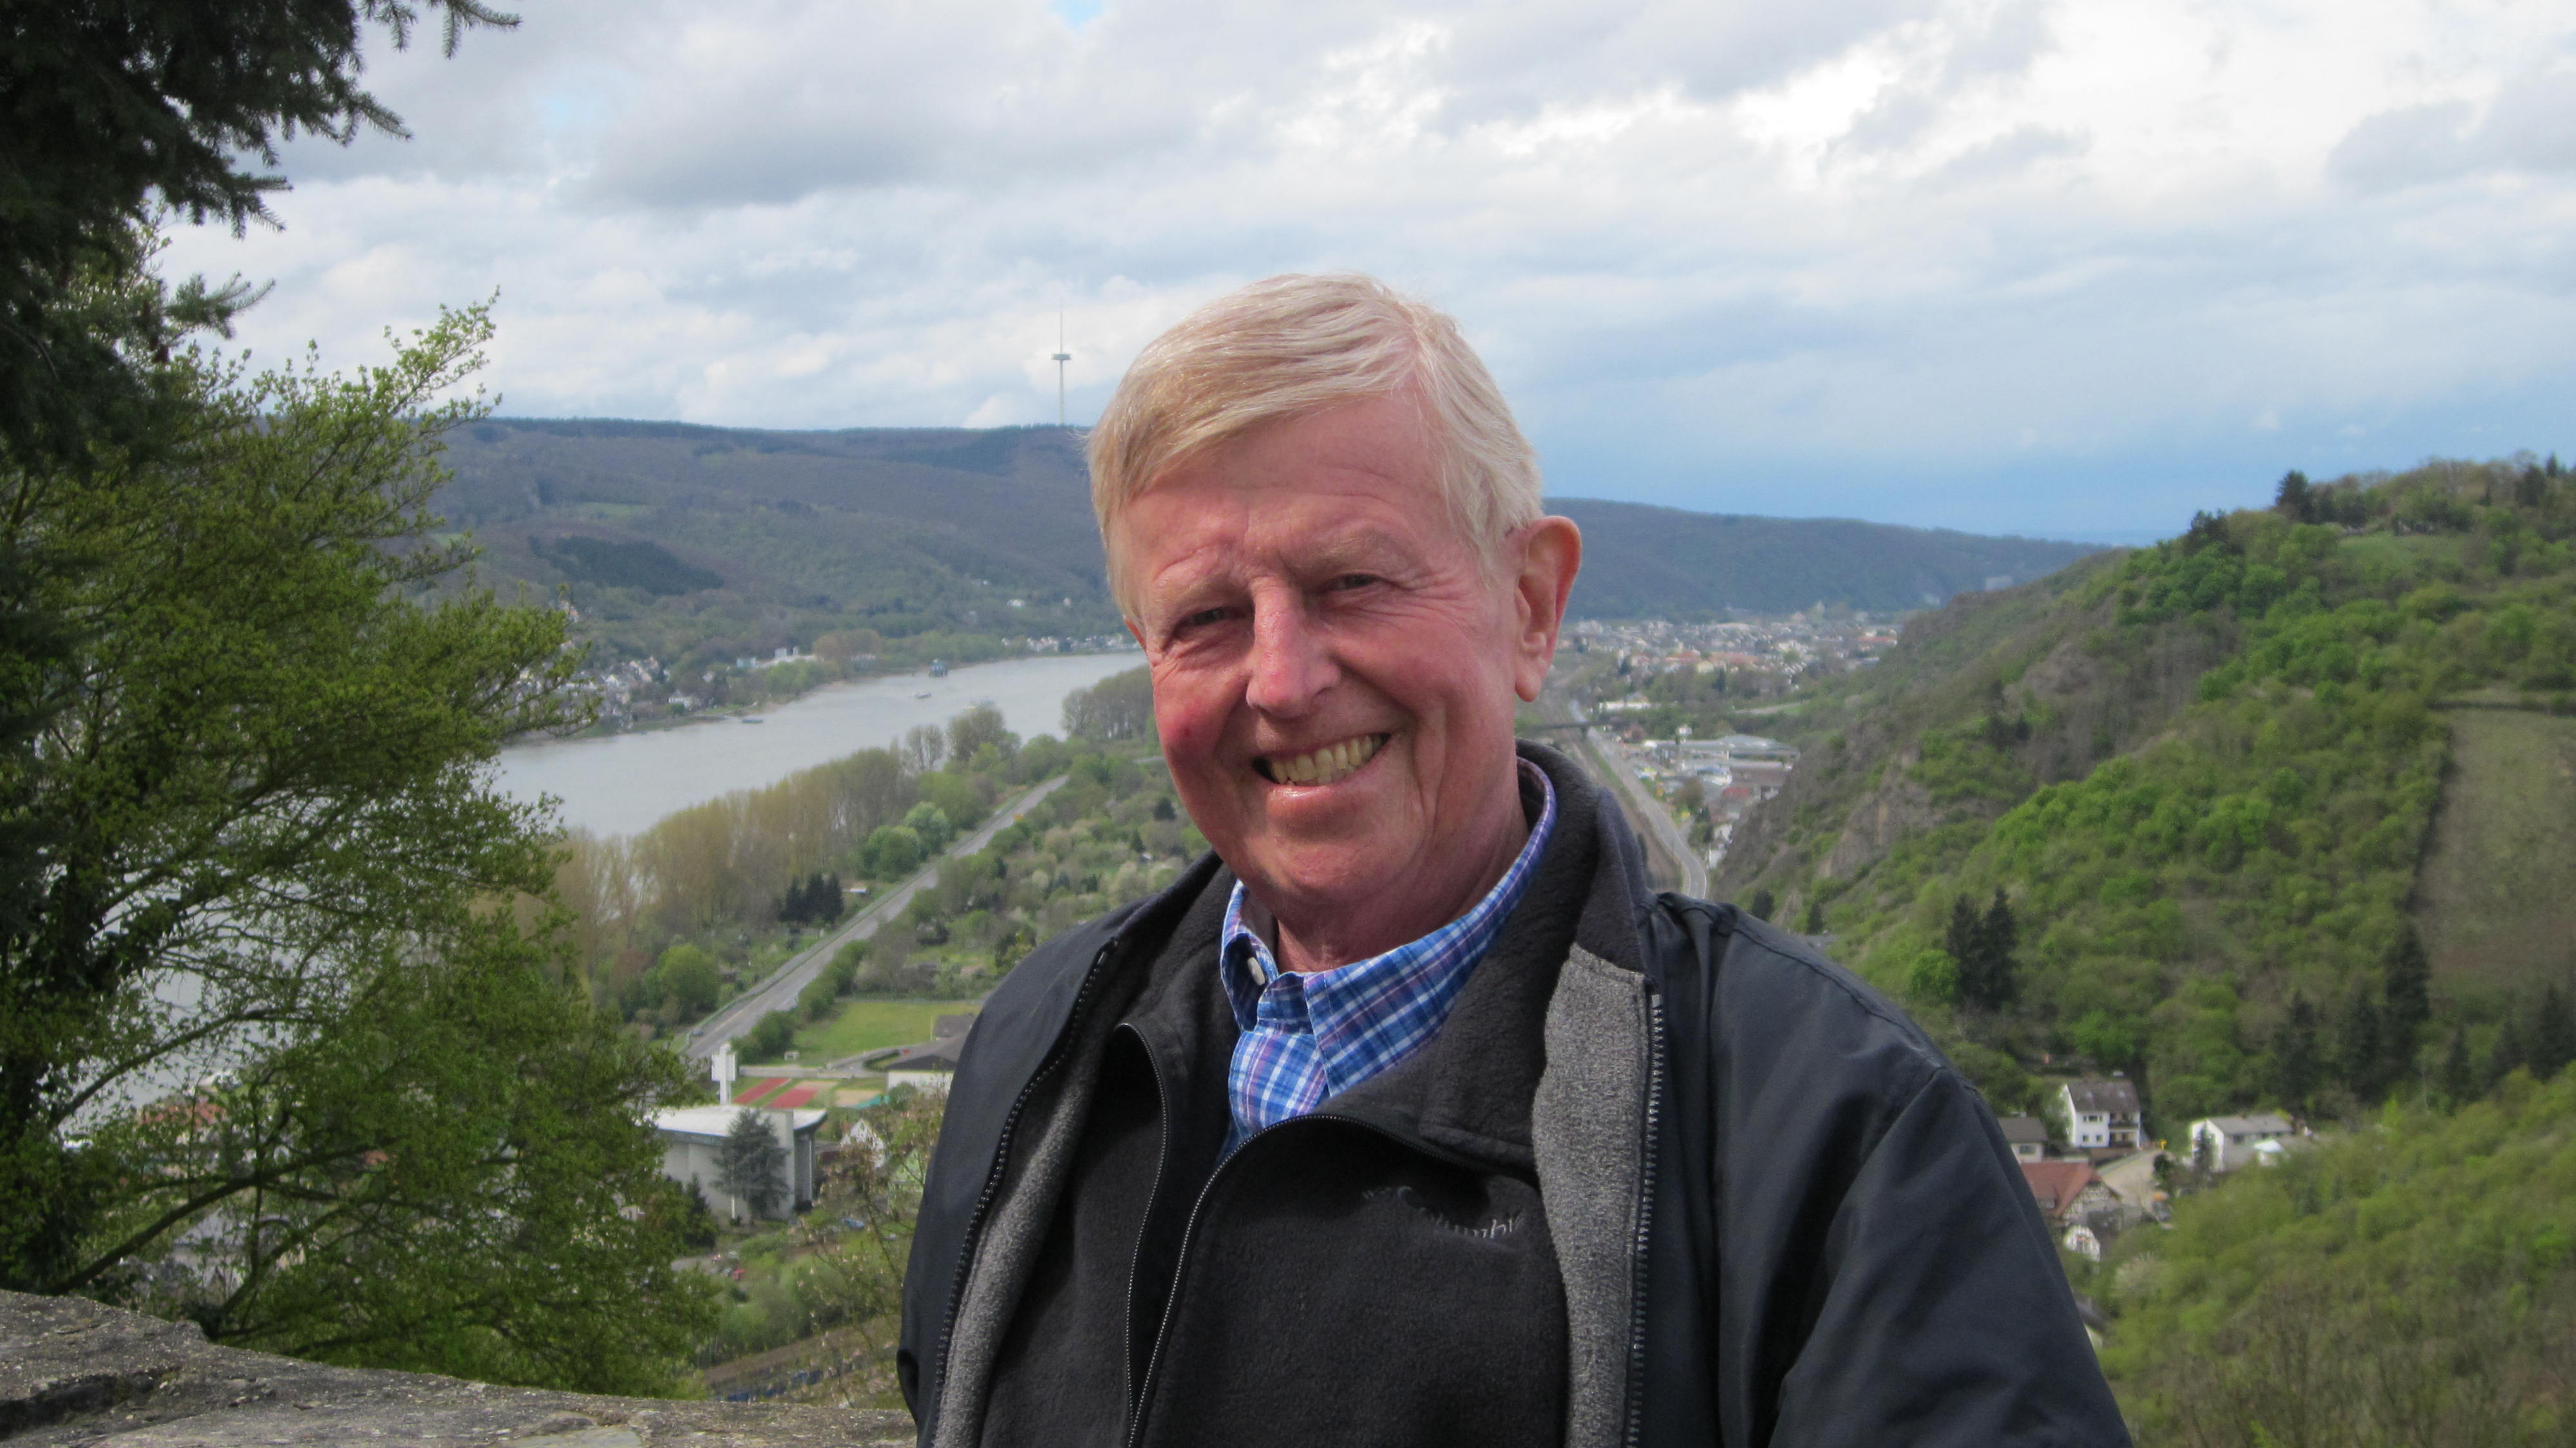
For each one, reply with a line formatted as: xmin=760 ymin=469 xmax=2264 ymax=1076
xmin=160 ymin=0 xmax=2576 ymax=538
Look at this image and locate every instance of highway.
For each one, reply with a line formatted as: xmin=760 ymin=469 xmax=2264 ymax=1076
xmin=1534 ymin=694 xmax=1709 ymax=899
xmin=682 ymin=773 xmax=1070 ymax=1062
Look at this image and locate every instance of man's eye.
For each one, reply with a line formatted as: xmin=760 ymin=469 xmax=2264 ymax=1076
xmin=1176 ymin=606 xmax=1231 ymax=631
xmin=1327 ymin=573 xmax=1379 ymax=592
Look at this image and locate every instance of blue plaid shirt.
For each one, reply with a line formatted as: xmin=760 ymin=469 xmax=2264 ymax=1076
xmin=1218 ymin=760 xmax=1557 ymax=1150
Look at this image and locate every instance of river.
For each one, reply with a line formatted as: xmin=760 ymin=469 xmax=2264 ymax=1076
xmin=492 ymin=652 xmax=1142 ymax=837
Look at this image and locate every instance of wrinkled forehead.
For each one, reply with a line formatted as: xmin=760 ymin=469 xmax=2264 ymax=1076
xmin=1107 ymin=395 xmax=1481 ymax=611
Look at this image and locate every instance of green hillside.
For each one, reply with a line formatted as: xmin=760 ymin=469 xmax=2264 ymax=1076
xmin=431 ymin=420 xmax=1122 ymax=674
xmin=1717 ymin=457 xmax=2576 ymax=1127
xmin=426 ymin=419 xmax=2102 ymax=671
xmin=2101 ymin=1072 xmax=2576 ymax=1445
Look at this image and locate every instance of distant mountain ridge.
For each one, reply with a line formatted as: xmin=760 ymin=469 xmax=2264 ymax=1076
xmin=428 ymin=418 xmax=2104 ymax=666
xmin=1550 ymin=498 xmax=2100 ymax=615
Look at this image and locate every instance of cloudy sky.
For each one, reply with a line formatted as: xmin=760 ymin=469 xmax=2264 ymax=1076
xmin=162 ymin=0 xmax=2576 ymax=543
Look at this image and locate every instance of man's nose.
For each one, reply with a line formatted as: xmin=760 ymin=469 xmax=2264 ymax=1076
xmin=1244 ymin=593 xmax=1336 ymax=717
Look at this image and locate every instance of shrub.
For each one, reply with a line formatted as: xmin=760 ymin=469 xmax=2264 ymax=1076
xmin=744 ymin=1011 xmax=796 ymax=1062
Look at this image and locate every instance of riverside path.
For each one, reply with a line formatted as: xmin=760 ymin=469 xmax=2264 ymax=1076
xmin=683 ymin=773 xmax=1070 ymax=1062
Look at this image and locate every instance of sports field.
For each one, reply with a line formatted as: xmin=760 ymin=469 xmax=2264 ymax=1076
xmin=782 ymin=997 xmax=983 ymax=1066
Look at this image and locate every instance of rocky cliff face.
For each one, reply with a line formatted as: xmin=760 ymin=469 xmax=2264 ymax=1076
xmin=0 ymin=1291 xmax=910 ymax=1448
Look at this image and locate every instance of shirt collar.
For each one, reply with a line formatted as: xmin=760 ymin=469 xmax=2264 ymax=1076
xmin=1218 ymin=757 xmax=1557 ymax=1056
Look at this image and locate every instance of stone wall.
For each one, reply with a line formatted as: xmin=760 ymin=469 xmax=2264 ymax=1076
xmin=0 ymin=1291 xmax=911 ymax=1448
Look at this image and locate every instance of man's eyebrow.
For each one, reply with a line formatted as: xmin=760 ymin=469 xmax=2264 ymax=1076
xmin=1280 ymin=526 xmax=1420 ymax=578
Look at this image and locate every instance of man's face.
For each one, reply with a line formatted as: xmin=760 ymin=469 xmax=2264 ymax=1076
xmin=1116 ymin=395 xmax=1575 ymax=951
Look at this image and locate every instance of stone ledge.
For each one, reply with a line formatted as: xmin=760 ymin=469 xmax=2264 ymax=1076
xmin=0 ymin=1291 xmax=911 ymax=1448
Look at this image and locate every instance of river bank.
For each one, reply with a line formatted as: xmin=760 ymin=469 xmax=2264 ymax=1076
xmin=493 ymin=652 xmax=1140 ymax=837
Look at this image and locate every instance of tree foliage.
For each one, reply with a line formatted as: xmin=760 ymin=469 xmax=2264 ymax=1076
xmin=717 ymin=1108 xmax=786 ymax=1221
xmin=776 ymin=871 xmax=845 ymax=927
xmin=792 ymin=1087 xmax=945 ymax=1408
xmin=3 ymin=0 xmax=515 ymax=472
xmin=0 ymin=304 xmax=713 ymax=1389
xmin=1736 ymin=459 xmax=2576 ymax=1130
xmin=744 ymin=1010 xmax=797 ymax=1064
xmin=100 ymin=913 xmax=712 ymax=1391
xmin=1062 ymin=665 xmax=1155 ymax=742
xmin=1941 ymin=888 xmax=2020 ymax=1011
xmin=2103 ymin=1069 xmax=2576 ymax=1445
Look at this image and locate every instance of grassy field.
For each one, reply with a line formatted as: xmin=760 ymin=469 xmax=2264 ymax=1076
xmin=768 ymin=996 xmax=983 ymax=1068
xmin=2417 ymin=707 xmax=2576 ymax=991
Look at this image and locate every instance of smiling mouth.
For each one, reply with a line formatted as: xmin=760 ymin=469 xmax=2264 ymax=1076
xmin=1255 ymin=733 xmax=1390 ymax=787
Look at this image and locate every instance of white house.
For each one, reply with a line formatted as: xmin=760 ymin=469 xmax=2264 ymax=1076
xmin=2188 ymin=1114 xmax=2296 ymax=1173
xmin=652 ymin=1105 xmax=825 ymax=1221
xmin=2058 ymin=1078 xmax=2143 ymax=1151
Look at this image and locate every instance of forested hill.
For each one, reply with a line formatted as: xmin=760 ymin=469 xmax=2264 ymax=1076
xmin=1550 ymin=499 xmax=2099 ymax=614
xmin=428 ymin=418 xmax=2099 ymax=669
xmin=1715 ymin=457 xmax=2576 ymax=1132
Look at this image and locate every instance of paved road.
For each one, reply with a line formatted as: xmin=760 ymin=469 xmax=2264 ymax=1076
xmin=682 ymin=774 xmax=1070 ymax=1062
xmin=1536 ymin=694 xmax=1709 ymax=899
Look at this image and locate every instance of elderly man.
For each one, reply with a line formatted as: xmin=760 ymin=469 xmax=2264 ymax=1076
xmin=899 ymin=276 xmax=2127 ymax=1447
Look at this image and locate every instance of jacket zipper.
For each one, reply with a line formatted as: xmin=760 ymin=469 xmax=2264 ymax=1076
xmin=1123 ymin=1111 xmax=1438 ymax=1448
xmin=931 ymin=936 xmax=1121 ymax=1440
xmin=1623 ymin=987 xmax=1667 ymax=1448
xmin=1119 ymin=1024 xmax=1172 ymax=1427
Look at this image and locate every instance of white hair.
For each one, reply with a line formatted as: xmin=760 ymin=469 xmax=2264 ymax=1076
xmin=1089 ymin=274 xmax=1542 ymax=614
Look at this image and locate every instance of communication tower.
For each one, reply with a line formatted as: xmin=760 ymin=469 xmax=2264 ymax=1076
xmin=1052 ymin=310 xmax=1072 ymax=427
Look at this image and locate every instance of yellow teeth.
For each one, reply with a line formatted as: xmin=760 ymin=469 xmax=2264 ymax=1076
xmin=1268 ymin=734 xmax=1386 ymax=787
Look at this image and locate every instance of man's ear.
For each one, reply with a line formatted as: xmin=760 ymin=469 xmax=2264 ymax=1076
xmin=1510 ymin=517 xmax=1582 ymax=702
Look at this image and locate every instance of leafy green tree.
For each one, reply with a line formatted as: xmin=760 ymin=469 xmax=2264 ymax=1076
xmin=827 ymin=936 xmax=871 ymax=993
xmin=2439 ymin=1027 xmax=2474 ymax=1103
xmin=1974 ymin=887 xmax=2018 ymax=1009
xmin=83 ymin=915 xmax=714 ymax=1391
xmin=678 ymin=1179 xmax=719 ymax=1252
xmin=2339 ymin=981 xmax=2383 ymax=1100
xmin=651 ymin=942 xmax=721 ymax=1017
xmin=2272 ymin=469 xmax=2314 ymax=523
xmin=798 ymin=969 xmax=841 ymax=1022
xmin=1746 ymin=888 xmax=1775 ymax=923
xmin=945 ymin=703 xmax=1017 ymax=766
xmin=863 ymin=823 xmax=925 ymax=877
xmin=1 ymin=307 xmax=618 ymax=1281
xmin=717 ymin=1109 xmax=786 ymax=1221
xmin=903 ymin=800 xmax=956 ymax=853
xmin=1801 ymin=899 xmax=1828 ymax=935
xmin=2534 ymin=982 xmax=2576 ymax=1081
xmin=1062 ymin=665 xmax=1155 ymax=741
xmin=1944 ymin=893 xmax=1981 ymax=983
xmin=0 ymin=303 xmax=714 ymax=1388
xmin=2383 ymin=926 xmax=2430 ymax=1074
xmin=744 ymin=1009 xmax=797 ymax=1062
xmin=2273 ymin=994 xmax=2321 ymax=1113
xmin=775 ymin=870 xmax=844 ymax=926
xmin=2489 ymin=1011 xmax=2530 ymax=1091
xmin=1905 ymin=948 xmax=1960 ymax=1006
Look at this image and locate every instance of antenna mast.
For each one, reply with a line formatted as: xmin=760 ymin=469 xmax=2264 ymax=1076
xmin=1051 ymin=310 xmax=1072 ymax=428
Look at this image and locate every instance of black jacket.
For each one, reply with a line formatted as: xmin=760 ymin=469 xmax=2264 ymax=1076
xmin=900 ymin=743 xmax=2130 ymax=1447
